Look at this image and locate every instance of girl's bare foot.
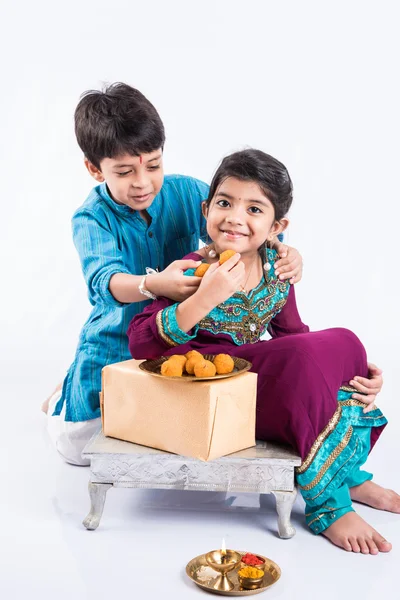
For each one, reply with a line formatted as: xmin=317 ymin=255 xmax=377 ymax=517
xmin=41 ymin=382 xmax=62 ymax=414
xmin=322 ymin=512 xmax=392 ymax=554
xmin=350 ymin=480 xmax=400 ymax=513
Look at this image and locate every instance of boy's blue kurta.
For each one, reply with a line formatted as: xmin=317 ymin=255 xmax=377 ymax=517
xmin=54 ymin=175 xmax=209 ymax=421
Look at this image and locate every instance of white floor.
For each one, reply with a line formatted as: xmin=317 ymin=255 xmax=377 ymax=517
xmin=1 ymin=381 xmax=399 ymax=600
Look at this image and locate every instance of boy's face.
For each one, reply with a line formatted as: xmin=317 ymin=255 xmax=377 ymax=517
xmin=86 ymin=150 xmax=164 ymax=212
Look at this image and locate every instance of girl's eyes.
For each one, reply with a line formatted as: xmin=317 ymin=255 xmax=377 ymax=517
xmin=216 ymin=200 xmax=262 ymax=214
xmin=116 ymin=165 xmax=160 ymax=176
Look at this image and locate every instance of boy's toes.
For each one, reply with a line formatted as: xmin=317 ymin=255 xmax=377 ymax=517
xmin=358 ymin=539 xmax=369 ymax=554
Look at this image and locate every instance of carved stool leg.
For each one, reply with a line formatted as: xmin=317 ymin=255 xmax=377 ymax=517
xmin=83 ymin=482 xmax=113 ymax=530
xmin=271 ymin=489 xmax=297 ymax=539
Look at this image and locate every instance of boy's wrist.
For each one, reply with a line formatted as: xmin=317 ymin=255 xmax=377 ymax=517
xmin=145 ymin=273 xmax=160 ymax=296
xmin=138 ymin=275 xmax=157 ymax=300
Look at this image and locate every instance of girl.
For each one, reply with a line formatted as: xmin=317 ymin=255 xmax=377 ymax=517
xmin=128 ymin=149 xmax=399 ymax=554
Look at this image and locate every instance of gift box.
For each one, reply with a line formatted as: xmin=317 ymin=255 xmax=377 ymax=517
xmin=100 ymin=359 xmax=257 ymax=461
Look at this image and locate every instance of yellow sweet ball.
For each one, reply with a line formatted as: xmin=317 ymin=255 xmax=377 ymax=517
xmin=219 ymin=249 xmax=237 ymax=264
xmin=161 ymin=359 xmax=183 ymax=377
xmin=194 ymin=263 xmax=210 ymax=277
xmin=168 ymin=354 xmax=187 ymax=368
xmin=185 ymin=350 xmax=203 ymax=361
xmin=213 ymin=354 xmax=235 ymax=375
xmin=185 ymin=356 xmax=204 ymax=375
xmin=194 ymin=360 xmax=217 ymax=378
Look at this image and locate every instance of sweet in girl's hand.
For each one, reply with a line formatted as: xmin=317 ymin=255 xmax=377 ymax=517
xmin=194 ymin=263 xmax=210 ymax=277
xmin=219 ymin=249 xmax=236 ymax=264
xmin=161 ymin=359 xmax=183 ymax=377
xmin=194 ymin=359 xmax=217 ymax=378
xmin=213 ymin=354 xmax=234 ymax=374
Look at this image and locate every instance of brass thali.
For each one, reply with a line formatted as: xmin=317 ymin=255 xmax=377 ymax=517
xmin=186 ymin=551 xmax=281 ymax=596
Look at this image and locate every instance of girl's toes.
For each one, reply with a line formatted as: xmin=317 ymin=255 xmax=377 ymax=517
xmin=358 ymin=539 xmax=369 ymax=554
xmin=366 ymin=539 xmax=379 ymax=555
xmin=341 ymin=538 xmax=352 ymax=552
xmin=374 ymin=536 xmax=392 ymax=553
xmin=349 ymin=537 xmax=361 ymax=553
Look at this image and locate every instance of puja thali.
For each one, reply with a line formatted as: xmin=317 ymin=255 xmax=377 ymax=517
xmin=186 ymin=550 xmax=281 ymax=596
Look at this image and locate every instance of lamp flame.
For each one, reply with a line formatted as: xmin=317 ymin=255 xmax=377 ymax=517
xmin=221 ymin=538 xmax=227 ymax=556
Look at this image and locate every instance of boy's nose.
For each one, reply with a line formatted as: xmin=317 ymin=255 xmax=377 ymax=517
xmin=133 ymin=171 xmax=150 ymax=188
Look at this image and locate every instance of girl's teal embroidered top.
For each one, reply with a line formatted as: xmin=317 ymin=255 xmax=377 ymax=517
xmin=160 ymin=248 xmax=290 ymax=346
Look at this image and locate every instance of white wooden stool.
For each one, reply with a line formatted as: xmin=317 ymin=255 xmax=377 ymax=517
xmin=82 ymin=430 xmax=301 ymax=538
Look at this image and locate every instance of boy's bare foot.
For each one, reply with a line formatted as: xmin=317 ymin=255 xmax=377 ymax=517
xmin=350 ymin=480 xmax=400 ymax=513
xmin=322 ymin=512 xmax=392 ymax=554
xmin=41 ymin=382 xmax=62 ymax=414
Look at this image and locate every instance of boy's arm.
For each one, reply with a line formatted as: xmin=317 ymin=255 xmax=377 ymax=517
xmin=272 ymin=239 xmax=303 ymax=284
xmin=73 ymin=211 xmax=142 ymax=306
xmin=73 ymin=211 xmax=201 ymax=305
xmin=267 ymin=286 xmax=309 ymax=338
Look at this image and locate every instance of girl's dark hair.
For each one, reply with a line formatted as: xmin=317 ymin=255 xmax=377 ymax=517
xmin=74 ymin=82 xmax=165 ymax=169
xmin=207 ymin=149 xmax=293 ymax=221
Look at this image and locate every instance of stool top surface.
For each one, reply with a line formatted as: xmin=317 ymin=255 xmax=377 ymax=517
xmin=83 ymin=429 xmax=301 ymax=465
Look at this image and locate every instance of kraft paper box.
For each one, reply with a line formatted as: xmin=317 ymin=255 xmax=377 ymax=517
xmin=101 ymin=359 xmax=257 ymax=461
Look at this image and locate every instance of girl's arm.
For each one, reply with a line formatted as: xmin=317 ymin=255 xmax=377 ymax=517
xmin=128 ymin=253 xmax=246 ymax=359
xmin=267 ymin=285 xmax=310 ymax=338
xmin=127 ymin=296 xmax=179 ymax=359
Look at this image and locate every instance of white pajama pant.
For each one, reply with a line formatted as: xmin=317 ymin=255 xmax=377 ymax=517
xmin=46 ymin=390 xmax=101 ymax=466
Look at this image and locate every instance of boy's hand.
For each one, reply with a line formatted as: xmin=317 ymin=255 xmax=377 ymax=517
xmin=349 ymin=363 xmax=383 ymax=414
xmin=147 ymin=260 xmax=202 ymax=302
xmin=196 ymin=253 xmax=245 ymax=309
xmin=272 ymin=241 xmax=303 ymax=284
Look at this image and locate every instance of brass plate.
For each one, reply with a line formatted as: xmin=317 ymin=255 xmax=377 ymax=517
xmin=186 ymin=551 xmax=281 ymax=596
xmin=139 ymin=355 xmax=252 ymax=381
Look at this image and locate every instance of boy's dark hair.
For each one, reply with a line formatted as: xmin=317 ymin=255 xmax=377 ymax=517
xmin=207 ymin=149 xmax=293 ymax=222
xmin=74 ymin=82 xmax=165 ymax=169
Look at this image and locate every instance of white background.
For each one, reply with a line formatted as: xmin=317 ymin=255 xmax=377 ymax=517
xmin=1 ymin=1 xmax=399 ymax=598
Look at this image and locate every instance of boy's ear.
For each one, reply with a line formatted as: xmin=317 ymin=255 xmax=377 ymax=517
xmin=201 ymin=201 xmax=209 ymax=219
xmin=268 ymin=218 xmax=289 ymax=241
xmin=84 ymin=159 xmax=105 ymax=182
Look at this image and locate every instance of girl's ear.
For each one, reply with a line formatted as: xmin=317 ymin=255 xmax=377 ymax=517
xmin=85 ymin=159 xmax=105 ymax=182
xmin=267 ymin=218 xmax=289 ymax=241
xmin=201 ymin=201 xmax=209 ymax=219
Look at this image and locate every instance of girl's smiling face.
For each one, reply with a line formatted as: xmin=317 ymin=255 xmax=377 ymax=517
xmin=203 ymin=177 xmax=288 ymax=258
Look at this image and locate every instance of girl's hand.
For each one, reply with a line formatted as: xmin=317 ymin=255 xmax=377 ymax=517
xmin=349 ymin=363 xmax=383 ymax=414
xmin=272 ymin=241 xmax=303 ymax=284
xmin=147 ymin=260 xmax=202 ymax=302
xmin=196 ymin=253 xmax=245 ymax=309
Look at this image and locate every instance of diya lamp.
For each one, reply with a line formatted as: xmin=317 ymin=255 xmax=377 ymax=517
xmin=205 ymin=539 xmax=241 ymax=592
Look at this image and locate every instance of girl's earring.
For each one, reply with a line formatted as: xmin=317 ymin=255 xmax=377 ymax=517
xmin=207 ymin=236 xmax=217 ymax=258
xmin=263 ymin=239 xmax=272 ymax=271
xmin=263 ymin=261 xmax=271 ymax=272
